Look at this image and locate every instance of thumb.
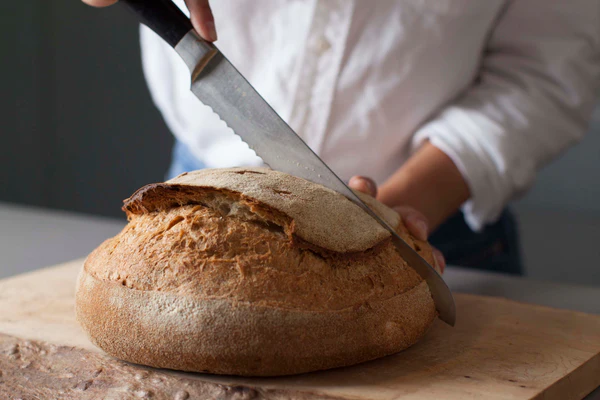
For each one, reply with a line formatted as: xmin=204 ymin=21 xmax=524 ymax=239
xmin=81 ymin=0 xmax=118 ymax=7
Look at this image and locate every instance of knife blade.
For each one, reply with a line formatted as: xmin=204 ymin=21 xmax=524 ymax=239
xmin=121 ymin=0 xmax=455 ymax=326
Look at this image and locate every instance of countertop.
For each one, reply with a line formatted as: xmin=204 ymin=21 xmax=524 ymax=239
xmin=2 ymin=201 xmax=600 ymax=398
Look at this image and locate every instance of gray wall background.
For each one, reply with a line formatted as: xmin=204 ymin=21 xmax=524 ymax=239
xmin=514 ymin=106 xmax=600 ymax=285
xmin=2 ymin=3 xmax=599 ymax=285
xmin=3 ymin=2 xmax=172 ymax=218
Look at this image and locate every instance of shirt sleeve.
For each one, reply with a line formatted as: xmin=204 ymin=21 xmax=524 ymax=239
xmin=412 ymin=0 xmax=600 ymax=231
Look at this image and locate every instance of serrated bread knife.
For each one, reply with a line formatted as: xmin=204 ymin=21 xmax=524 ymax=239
xmin=118 ymin=0 xmax=455 ymax=326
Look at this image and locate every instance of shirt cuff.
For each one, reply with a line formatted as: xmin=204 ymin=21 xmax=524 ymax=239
xmin=412 ymin=121 xmax=509 ymax=232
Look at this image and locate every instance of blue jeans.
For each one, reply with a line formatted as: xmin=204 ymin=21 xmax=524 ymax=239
xmin=166 ymin=140 xmax=207 ymax=180
xmin=167 ymin=140 xmax=523 ymax=275
xmin=429 ymin=209 xmax=523 ymax=275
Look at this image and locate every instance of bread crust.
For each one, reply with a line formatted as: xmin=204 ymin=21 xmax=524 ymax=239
xmin=76 ymin=267 xmax=435 ymax=376
xmin=123 ymin=167 xmax=392 ymax=253
xmin=76 ymin=167 xmax=439 ymax=376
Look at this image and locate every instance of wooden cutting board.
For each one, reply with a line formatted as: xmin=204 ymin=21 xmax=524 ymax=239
xmin=1 ymin=259 xmax=600 ymax=400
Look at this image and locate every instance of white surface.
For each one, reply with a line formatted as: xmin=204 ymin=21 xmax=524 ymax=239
xmin=0 ymin=202 xmax=125 ymax=279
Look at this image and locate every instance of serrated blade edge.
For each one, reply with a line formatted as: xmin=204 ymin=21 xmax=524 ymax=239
xmin=175 ymin=31 xmax=456 ymax=326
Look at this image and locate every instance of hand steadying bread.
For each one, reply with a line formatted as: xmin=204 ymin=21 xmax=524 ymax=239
xmin=76 ymin=168 xmax=442 ymax=376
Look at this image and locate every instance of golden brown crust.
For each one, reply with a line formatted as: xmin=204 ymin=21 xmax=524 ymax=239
xmin=76 ymin=167 xmax=439 ymax=376
xmin=85 ymin=204 xmax=423 ymax=311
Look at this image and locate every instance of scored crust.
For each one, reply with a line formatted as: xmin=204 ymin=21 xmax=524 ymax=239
xmin=123 ymin=167 xmax=393 ymax=253
xmin=76 ymin=167 xmax=438 ymax=376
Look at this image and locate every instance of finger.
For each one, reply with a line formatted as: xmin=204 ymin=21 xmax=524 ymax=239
xmin=433 ymin=248 xmax=446 ymax=274
xmin=348 ymin=176 xmax=378 ymax=197
xmin=184 ymin=0 xmax=217 ymax=41
xmin=81 ymin=0 xmax=118 ymax=7
xmin=394 ymin=206 xmax=429 ymax=241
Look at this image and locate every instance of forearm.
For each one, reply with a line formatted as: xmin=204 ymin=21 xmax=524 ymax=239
xmin=378 ymin=142 xmax=470 ymax=231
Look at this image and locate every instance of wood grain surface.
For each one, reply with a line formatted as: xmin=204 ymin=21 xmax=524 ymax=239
xmin=1 ymin=259 xmax=599 ymax=399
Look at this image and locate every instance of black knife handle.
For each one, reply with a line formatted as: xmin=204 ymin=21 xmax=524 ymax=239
xmin=121 ymin=0 xmax=193 ymax=48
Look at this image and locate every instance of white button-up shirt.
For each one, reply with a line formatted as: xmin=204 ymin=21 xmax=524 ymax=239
xmin=140 ymin=0 xmax=600 ymax=230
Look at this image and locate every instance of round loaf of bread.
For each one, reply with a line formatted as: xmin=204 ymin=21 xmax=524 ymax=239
xmin=75 ymin=167 xmax=439 ymax=376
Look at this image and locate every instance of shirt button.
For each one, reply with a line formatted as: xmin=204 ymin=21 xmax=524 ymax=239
xmin=315 ymin=37 xmax=331 ymax=55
